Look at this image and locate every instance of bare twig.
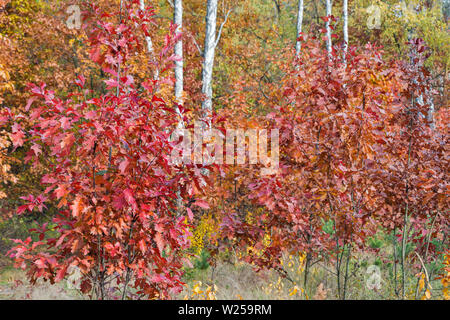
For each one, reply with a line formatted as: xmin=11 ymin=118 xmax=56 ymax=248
xmin=214 ymin=9 xmax=231 ymax=48
xmin=190 ymin=33 xmax=203 ymax=56
xmin=414 ymin=251 xmax=432 ymax=299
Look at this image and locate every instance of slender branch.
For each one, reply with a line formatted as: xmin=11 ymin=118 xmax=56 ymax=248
xmin=414 ymin=251 xmax=432 ymax=298
xmin=214 ymin=9 xmax=231 ymax=48
xmin=190 ymin=33 xmax=203 ymax=56
xmin=414 ymin=211 xmax=439 ymax=299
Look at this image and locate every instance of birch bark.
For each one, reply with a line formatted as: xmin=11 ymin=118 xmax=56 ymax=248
xmin=201 ymin=0 xmax=218 ymax=117
xmin=343 ymin=0 xmax=348 ymax=60
xmin=139 ymin=0 xmax=159 ymax=80
xmin=174 ymin=0 xmax=183 ymax=104
xmin=326 ymin=0 xmax=332 ymax=56
xmin=295 ymin=0 xmax=304 ymax=56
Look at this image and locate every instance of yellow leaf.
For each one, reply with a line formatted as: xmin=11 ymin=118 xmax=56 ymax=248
xmin=418 ymin=277 xmax=425 ymax=292
xmin=289 ymin=286 xmax=299 ymax=296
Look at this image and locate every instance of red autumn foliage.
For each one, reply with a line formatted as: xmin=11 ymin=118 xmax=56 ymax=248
xmin=2 ymin=0 xmax=447 ymax=301
xmin=7 ymin=1 xmax=212 ymax=299
xmin=216 ymin=37 xmax=448 ymax=298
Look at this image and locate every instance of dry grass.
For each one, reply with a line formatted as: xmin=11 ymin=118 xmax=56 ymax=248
xmin=0 ymin=266 xmax=83 ymax=300
xmin=0 ymin=253 xmax=445 ymax=300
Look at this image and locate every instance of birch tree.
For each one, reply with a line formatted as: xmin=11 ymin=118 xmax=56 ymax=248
xmin=139 ymin=0 xmax=159 ymax=80
xmin=325 ymin=0 xmax=332 ymax=56
xmin=174 ymin=0 xmax=183 ymax=104
xmin=343 ymin=0 xmax=348 ymax=59
xmin=201 ymin=0 xmax=219 ymax=117
xmin=173 ymin=0 xmax=184 ymax=213
xmin=295 ymin=0 xmax=304 ymax=56
xmin=201 ymin=0 xmax=230 ymax=119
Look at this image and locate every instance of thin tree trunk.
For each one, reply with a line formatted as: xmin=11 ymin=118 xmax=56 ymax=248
xmin=393 ymin=226 xmax=399 ymax=297
xmin=295 ymin=0 xmax=304 ymax=56
xmin=140 ymin=0 xmax=159 ymax=80
xmin=427 ymin=91 xmax=435 ymax=129
xmin=303 ymin=252 xmax=310 ymax=291
xmin=414 ymin=211 xmax=439 ymax=299
xmin=201 ymin=0 xmax=218 ymax=118
xmin=325 ymin=0 xmax=332 ymax=56
xmin=272 ymin=0 xmax=281 ymax=24
xmin=174 ymin=0 xmax=183 ymax=104
xmin=342 ymin=0 xmax=348 ymax=60
xmin=303 ymin=215 xmax=313 ymax=293
xmin=173 ymin=0 xmax=184 ymax=214
xmin=401 ymin=202 xmax=409 ymax=299
xmin=343 ymin=244 xmax=351 ymax=300
xmin=401 ymin=112 xmax=414 ymax=299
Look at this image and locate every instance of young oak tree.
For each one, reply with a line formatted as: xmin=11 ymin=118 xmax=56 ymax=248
xmin=7 ymin=0 xmax=211 ymax=300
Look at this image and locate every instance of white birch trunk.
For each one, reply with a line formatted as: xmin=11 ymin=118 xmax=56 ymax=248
xmin=343 ymin=0 xmax=348 ymax=59
xmin=295 ymin=0 xmax=304 ymax=56
xmin=173 ymin=0 xmax=184 ymax=214
xmin=326 ymin=0 xmax=332 ymax=56
xmin=139 ymin=0 xmax=159 ymax=80
xmin=201 ymin=0 xmax=218 ymax=117
xmin=174 ymin=0 xmax=183 ymax=104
